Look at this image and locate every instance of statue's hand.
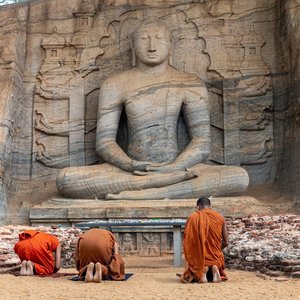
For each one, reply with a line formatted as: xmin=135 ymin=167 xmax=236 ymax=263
xmin=146 ymin=162 xmax=183 ymax=173
xmin=131 ymin=160 xmax=153 ymax=172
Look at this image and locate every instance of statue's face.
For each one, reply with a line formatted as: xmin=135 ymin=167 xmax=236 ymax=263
xmin=134 ymin=24 xmax=171 ymax=66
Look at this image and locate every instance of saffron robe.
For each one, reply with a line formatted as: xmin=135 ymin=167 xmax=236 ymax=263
xmin=181 ymin=208 xmax=227 ymax=283
xmin=75 ymin=228 xmax=125 ymax=280
xmin=14 ymin=230 xmax=59 ymax=275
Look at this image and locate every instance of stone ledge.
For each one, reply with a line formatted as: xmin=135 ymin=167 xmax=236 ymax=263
xmin=29 ymin=196 xmax=271 ymax=226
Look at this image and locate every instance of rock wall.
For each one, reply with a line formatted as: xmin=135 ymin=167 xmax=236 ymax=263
xmin=0 ymin=214 xmax=299 ymax=278
xmin=277 ymin=0 xmax=300 ymax=211
xmin=0 ymin=0 xmax=297 ymax=222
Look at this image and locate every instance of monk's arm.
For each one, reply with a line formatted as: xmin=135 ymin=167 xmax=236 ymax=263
xmin=221 ymin=222 xmax=229 ymax=249
xmin=114 ymin=242 xmax=119 ymax=255
xmin=74 ymin=239 xmax=80 ymax=271
xmin=54 ymin=244 xmax=61 ymax=272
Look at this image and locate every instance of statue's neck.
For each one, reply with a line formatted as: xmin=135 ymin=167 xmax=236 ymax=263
xmin=136 ymin=60 xmax=169 ymax=74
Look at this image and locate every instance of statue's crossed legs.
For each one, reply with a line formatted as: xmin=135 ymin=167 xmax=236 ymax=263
xmin=57 ymin=163 xmax=249 ymax=200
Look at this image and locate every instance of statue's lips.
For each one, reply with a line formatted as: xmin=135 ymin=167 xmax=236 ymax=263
xmin=147 ymin=54 xmax=158 ymax=58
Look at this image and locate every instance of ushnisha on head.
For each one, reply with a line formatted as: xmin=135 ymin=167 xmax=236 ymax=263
xmin=131 ymin=18 xmax=172 ymax=67
xmin=196 ymin=197 xmax=212 ymax=210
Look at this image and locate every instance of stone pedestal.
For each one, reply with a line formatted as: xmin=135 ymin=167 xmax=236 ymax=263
xmin=29 ymin=196 xmax=272 ymax=257
xmin=29 ymin=196 xmax=268 ymax=226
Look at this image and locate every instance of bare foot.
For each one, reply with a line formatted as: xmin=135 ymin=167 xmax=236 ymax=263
xmin=212 ymin=265 xmax=222 ymax=283
xmin=200 ymin=266 xmax=209 ymax=283
xmin=105 ymin=193 xmax=120 ymax=200
xmin=185 ymin=170 xmax=198 ymax=180
xmin=85 ymin=262 xmax=94 ymax=283
xmin=20 ymin=260 xmax=27 ymax=276
xmin=133 ymin=170 xmax=149 ymax=176
xmin=26 ymin=261 xmax=34 ymax=276
xmin=93 ymin=262 xmax=102 ymax=283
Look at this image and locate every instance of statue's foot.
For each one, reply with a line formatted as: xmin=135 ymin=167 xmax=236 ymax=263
xmin=133 ymin=170 xmax=149 ymax=176
xmin=105 ymin=193 xmax=121 ymax=200
xmin=106 ymin=190 xmax=146 ymax=200
xmin=85 ymin=262 xmax=94 ymax=283
xmin=212 ymin=265 xmax=222 ymax=283
xmin=185 ymin=169 xmax=198 ymax=180
xmin=93 ymin=262 xmax=102 ymax=283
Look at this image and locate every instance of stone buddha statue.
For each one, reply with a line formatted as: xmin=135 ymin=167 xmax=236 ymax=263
xmin=56 ymin=19 xmax=249 ymax=200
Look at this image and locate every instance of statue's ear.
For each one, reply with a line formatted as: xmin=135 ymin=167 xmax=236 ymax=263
xmin=168 ymin=51 xmax=173 ymax=66
xmin=168 ymin=35 xmax=174 ymax=66
xmin=131 ymin=40 xmax=136 ymax=67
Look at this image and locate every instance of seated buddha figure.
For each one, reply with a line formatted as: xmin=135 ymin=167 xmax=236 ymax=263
xmin=56 ymin=19 xmax=249 ymax=200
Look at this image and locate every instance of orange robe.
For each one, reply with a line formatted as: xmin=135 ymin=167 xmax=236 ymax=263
xmin=75 ymin=228 xmax=125 ymax=280
xmin=14 ymin=230 xmax=59 ymax=275
xmin=181 ymin=208 xmax=227 ymax=283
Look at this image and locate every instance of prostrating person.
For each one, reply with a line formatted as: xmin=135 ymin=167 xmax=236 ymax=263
xmin=75 ymin=228 xmax=125 ymax=282
xmin=14 ymin=230 xmax=61 ymax=276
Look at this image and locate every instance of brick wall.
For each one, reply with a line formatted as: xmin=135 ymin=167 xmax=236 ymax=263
xmin=0 ymin=214 xmax=299 ymax=277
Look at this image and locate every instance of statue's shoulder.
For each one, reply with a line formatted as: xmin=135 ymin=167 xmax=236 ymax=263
xmin=100 ymin=68 xmax=134 ymax=90
xmin=170 ymin=67 xmax=206 ymax=85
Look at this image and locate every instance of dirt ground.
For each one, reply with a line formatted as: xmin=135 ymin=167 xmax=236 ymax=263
xmin=0 ymin=257 xmax=299 ymax=300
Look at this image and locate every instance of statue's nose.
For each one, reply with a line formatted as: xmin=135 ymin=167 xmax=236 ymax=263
xmin=148 ymin=37 xmax=156 ymax=52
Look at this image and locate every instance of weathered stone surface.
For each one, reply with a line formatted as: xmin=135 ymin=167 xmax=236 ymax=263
xmin=29 ymin=196 xmax=273 ymax=226
xmin=277 ymin=1 xmax=300 ymax=211
xmin=0 ymin=0 xmax=298 ymax=223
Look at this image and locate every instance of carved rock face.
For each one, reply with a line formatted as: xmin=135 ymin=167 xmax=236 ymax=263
xmin=133 ymin=23 xmax=171 ymax=67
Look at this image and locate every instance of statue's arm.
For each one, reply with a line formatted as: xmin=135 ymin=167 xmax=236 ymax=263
xmin=174 ymin=86 xmax=210 ymax=168
xmin=95 ymin=79 xmax=135 ymax=172
xmin=147 ymin=85 xmax=210 ymax=173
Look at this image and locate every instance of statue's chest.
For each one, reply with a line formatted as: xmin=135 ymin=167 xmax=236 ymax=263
xmin=124 ymin=87 xmax=183 ymax=118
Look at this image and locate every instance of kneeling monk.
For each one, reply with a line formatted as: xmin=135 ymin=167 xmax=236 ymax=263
xmin=181 ymin=197 xmax=229 ymax=283
xmin=75 ymin=228 xmax=125 ymax=282
xmin=14 ymin=230 xmax=61 ymax=275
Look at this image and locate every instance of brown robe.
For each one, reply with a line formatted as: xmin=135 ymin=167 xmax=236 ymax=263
xmin=75 ymin=228 xmax=125 ymax=280
xmin=181 ymin=208 xmax=228 ymax=283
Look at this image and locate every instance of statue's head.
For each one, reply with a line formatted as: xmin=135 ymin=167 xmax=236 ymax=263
xmin=132 ymin=18 xmax=172 ymax=67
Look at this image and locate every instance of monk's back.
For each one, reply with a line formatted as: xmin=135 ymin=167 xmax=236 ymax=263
xmin=14 ymin=231 xmax=59 ymax=275
xmin=77 ymin=229 xmax=115 ymax=266
xmin=203 ymin=209 xmax=224 ymax=265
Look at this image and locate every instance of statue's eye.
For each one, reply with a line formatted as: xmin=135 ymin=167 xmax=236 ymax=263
xmin=155 ymin=34 xmax=163 ymax=39
xmin=141 ymin=35 xmax=148 ymax=40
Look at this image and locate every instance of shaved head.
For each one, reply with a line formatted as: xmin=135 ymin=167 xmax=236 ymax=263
xmin=196 ymin=197 xmax=211 ymax=209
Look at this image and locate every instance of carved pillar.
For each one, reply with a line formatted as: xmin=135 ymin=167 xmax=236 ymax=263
xmin=223 ymin=80 xmax=240 ymax=165
xmin=72 ymin=0 xmax=97 ymax=68
xmin=69 ymin=76 xmax=85 ymax=166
